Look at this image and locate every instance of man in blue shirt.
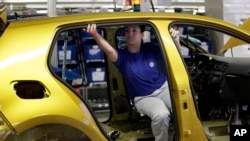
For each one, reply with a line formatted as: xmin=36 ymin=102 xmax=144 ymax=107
xmin=115 ymin=41 xmax=166 ymax=101
xmin=87 ymin=24 xmax=172 ymax=141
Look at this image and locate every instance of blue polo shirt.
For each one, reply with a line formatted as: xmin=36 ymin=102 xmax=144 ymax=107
xmin=114 ymin=42 xmax=167 ymax=100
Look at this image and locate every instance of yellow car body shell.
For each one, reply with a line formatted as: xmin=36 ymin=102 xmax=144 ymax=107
xmin=0 ymin=6 xmax=250 ymax=141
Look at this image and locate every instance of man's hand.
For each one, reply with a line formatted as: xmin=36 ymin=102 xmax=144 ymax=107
xmin=86 ymin=24 xmax=97 ymax=35
xmin=170 ymin=27 xmax=180 ymax=38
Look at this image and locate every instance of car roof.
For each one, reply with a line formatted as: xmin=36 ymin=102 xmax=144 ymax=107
xmin=1 ymin=9 xmax=249 ymax=54
xmin=4 ymin=12 xmax=245 ymax=30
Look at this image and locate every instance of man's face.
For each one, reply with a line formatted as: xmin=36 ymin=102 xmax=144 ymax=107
xmin=124 ymin=25 xmax=144 ymax=46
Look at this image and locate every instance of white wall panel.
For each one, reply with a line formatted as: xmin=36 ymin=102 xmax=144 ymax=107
xmin=206 ymin=0 xmax=250 ymax=25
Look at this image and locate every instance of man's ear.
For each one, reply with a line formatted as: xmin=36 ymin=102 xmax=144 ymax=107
xmin=141 ymin=32 xmax=144 ymax=38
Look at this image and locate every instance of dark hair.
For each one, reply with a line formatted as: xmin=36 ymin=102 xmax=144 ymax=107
xmin=139 ymin=25 xmax=145 ymax=33
xmin=124 ymin=25 xmax=145 ymax=33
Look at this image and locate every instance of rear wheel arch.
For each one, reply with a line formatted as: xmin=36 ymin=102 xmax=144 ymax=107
xmin=5 ymin=123 xmax=92 ymax=141
xmin=5 ymin=115 xmax=97 ymax=141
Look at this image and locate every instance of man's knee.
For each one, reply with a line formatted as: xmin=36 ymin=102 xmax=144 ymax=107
xmin=152 ymin=111 xmax=171 ymax=122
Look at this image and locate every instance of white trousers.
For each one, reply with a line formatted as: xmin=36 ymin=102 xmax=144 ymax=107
xmin=134 ymin=81 xmax=172 ymax=141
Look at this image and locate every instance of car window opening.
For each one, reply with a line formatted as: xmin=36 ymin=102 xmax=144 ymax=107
xmin=50 ymin=23 xmax=175 ymax=141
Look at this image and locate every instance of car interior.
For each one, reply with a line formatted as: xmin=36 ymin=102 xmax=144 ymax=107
xmin=172 ymin=23 xmax=250 ymax=140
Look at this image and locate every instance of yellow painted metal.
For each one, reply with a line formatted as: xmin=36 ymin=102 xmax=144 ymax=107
xmin=151 ymin=19 xmax=208 ymax=141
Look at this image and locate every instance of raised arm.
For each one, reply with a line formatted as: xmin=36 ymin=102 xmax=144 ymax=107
xmin=86 ymin=24 xmax=118 ymax=62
